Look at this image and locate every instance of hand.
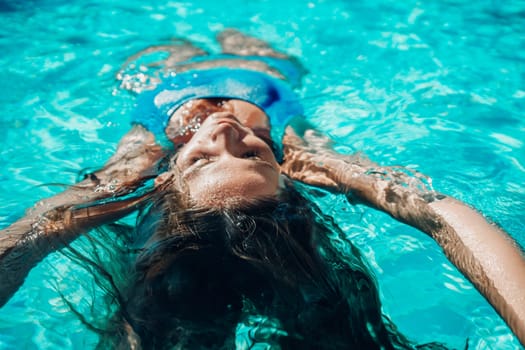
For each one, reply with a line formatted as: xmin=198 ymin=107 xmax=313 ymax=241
xmin=96 ymin=125 xmax=164 ymax=195
xmin=280 ymin=127 xmax=368 ymax=193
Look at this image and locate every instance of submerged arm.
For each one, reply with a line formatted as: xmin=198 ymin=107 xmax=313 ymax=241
xmin=281 ymin=127 xmax=525 ymax=346
xmin=0 ymin=125 xmax=164 ymax=307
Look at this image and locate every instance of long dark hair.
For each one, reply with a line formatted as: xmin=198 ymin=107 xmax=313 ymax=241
xmin=62 ymin=179 xmax=446 ymax=349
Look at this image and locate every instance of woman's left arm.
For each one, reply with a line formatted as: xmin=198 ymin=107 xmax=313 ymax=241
xmin=281 ymin=127 xmax=525 ymax=346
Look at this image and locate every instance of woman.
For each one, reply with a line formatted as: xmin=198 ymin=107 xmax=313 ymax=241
xmin=0 ymin=29 xmax=524 ymax=349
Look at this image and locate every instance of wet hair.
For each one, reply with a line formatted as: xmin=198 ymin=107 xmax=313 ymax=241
xmin=60 ymin=176 xmax=447 ymax=349
xmin=89 ymin=180 xmax=444 ymax=349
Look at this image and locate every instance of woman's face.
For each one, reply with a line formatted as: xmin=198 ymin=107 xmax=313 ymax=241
xmin=174 ymin=99 xmax=281 ymax=206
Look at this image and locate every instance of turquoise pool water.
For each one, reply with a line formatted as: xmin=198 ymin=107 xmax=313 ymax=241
xmin=0 ymin=0 xmax=524 ymax=348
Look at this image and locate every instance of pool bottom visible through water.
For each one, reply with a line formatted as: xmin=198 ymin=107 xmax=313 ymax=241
xmin=0 ymin=0 xmax=524 ymax=349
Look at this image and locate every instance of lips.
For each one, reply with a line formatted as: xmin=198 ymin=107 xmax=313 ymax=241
xmin=211 ymin=113 xmax=242 ymax=125
xmin=209 ymin=114 xmax=251 ymax=137
xmin=216 ymin=119 xmax=240 ymax=127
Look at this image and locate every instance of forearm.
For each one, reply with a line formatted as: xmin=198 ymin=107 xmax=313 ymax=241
xmin=0 ymin=125 xmax=164 ymax=307
xmin=0 ymin=175 xmax=115 ymax=303
xmin=0 ymin=207 xmax=77 ymax=307
xmin=0 ymin=189 xmax=155 ymax=308
xmin=281 ymin=129 xmax=525 ymax=344
xmin=1 ymin=124 xmax=163 ymax=257
xmin=342 ymin=168 xmax=525 ymax=345
xmin=428 ymin=197 xmax=525 ymax=345
xmin=18 ymin=125 xmax=163 ymax=219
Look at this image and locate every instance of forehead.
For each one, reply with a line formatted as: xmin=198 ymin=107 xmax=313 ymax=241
xmin=183 ymin=160 xmax=280 ymax=206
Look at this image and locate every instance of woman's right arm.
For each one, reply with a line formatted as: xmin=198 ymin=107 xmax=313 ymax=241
xmin=281 ymin=127 xmax=525 ymax=346
xmin=0 ymin=125 xmax=164 ymax=307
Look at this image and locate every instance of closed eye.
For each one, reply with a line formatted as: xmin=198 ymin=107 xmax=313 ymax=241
xmin=242 ymin=151 xmax=260 ymax=159
xmin=189 ymin=154 xmax=211 ymax=166
xmin=180 ymin=154 xmax=213 ymax=178
xmin=252 ymin=128 xmax=273 ymax=149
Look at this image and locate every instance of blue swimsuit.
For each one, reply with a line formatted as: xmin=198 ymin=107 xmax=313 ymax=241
xmin=132 ymin=56 xmax=304 ymax=147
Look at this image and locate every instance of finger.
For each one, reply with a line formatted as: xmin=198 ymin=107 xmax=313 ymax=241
xmin=283 ymin=126 xmax=306 ymax=147
xmin=303 ymin=129 xmax=333 ymax=148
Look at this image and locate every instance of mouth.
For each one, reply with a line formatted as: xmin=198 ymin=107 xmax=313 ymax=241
xmin=211 ymin=114 xmax=253 ymax=135
xmin=213 ymin=113 xmax=243 ymax=126
xmin=216 ymin=119 xmax=240 ymax=128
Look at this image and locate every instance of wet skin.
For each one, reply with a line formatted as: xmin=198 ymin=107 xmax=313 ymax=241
xmin=173 ymin=99 xmax=281 ymax=206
